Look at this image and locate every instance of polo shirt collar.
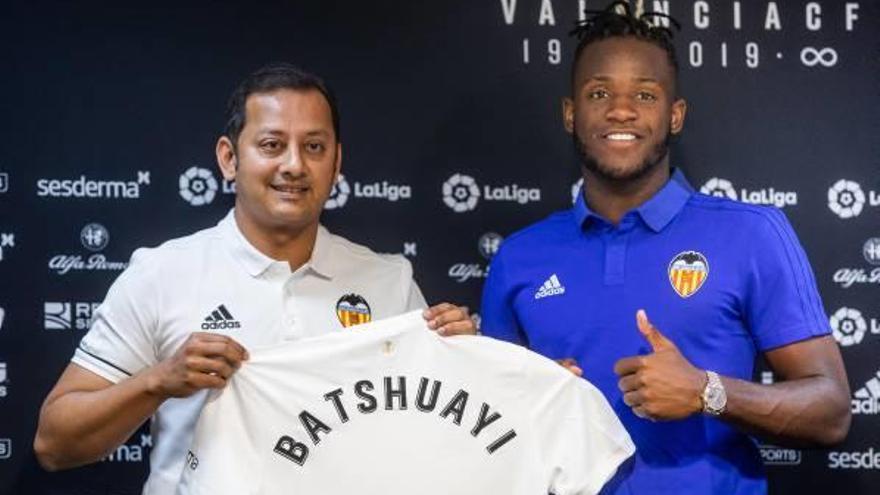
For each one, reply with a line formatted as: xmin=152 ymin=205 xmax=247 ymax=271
xmin=573 ymin=168 xmax=694 ymax=232
xmin=220 ymin=209 xmax=335 ymax=279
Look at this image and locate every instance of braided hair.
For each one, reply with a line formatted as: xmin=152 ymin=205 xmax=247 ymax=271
xmin=570 ymin=0 xmax=681 ymax=90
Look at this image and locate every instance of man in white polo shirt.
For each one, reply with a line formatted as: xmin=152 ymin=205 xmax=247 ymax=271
xmin=33 ymin=64 xmax=475 ymax=494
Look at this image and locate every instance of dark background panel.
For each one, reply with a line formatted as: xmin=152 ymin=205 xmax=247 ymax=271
xmin=1 ymin=1 xmax=878 ymax=493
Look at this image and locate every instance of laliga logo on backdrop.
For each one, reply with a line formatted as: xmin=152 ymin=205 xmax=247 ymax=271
xmin=442 ymin=173 xmax=540 ymax=213
xmin=700 ymin=177 xmax=797 ymax=207
xmin=324 ymin=175 xmax=350 ymax=209
xmin=0 ymin=361 xmax=7 ymax=399
xmin=443 ymin=174 xmax=480 ymax=212
xmin=179 ymin=166 xmax=235 ymax=207
xmin=827 ymin=179 xmax=880 ymax=219
xmin=832 ymin=238 xmax=880 ymax=289
xmin=324 ymin=174 xmax=411 ymax=210
xmin=571 ymin=178 xmax=583 ymax=204
xmin=48 ymin=223 xmax=128 ymax=276
xmin=37 ymin=171 xmax=150 ymax=199
xmin=448 ymin=232 xmax=504 ymax=283
xmin=179 ymin=166 xmax=218 ymax=206
xmin=829 ymin=307 xmax=880 ymax=347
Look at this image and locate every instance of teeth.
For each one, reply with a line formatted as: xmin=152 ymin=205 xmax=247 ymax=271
xmin=606 ymin=133 xmax=637 ymax=141
xmin=273 ymin=185 xmax=307 ymax=193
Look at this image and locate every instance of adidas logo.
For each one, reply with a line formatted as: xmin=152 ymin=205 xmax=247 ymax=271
xmin=201 ymin=304 xmax=241 ymax=330
xmin=534 ymin=274 xmax=566 ymax=300
xmin=852 ymin=370 xmax=880 ymax=415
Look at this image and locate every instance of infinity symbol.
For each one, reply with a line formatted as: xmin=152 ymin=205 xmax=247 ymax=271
xmin=800 ymin=47 xmax=838 ymax=67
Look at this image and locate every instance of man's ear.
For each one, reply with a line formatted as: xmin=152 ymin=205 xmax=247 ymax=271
xmin=332 ymin=142 xmax=343 ymax=184
xmin=562 ymin=97 xmax=575 ymax=134
xmin=216 ymin=136 xmax=237 ymax=181
xmin=670 ymin=98 xmax=687 ymax=135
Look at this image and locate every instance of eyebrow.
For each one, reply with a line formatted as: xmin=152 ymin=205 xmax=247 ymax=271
xmin=254 ymin=129 xmax=331 ymax=137
xmin=583 ymin=75 xmax=661 ymax=84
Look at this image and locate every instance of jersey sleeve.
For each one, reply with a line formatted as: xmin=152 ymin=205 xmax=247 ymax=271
xmin=528 ymin=363 xmax=635 ymax=495
xmin=72 ymin=247 xmax=161 ymax=383
xmin=743 ymin=208 xmax=831 ymax=351
xmin=480 ymin=246 xmax=527 ymax=345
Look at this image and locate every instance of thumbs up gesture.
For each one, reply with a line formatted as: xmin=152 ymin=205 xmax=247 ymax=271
xmin=613 ymin=310 xmax=707 ymax=421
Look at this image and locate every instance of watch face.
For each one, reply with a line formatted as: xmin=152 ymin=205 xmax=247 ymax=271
xmin=707 ymin=386 xmax=726 ymax=410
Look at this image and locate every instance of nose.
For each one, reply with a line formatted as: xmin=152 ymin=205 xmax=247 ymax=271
xmin=278 ymin=147 xmax=304 ymax=176
xmin=605 ymin=94 xmax=637 ymax=123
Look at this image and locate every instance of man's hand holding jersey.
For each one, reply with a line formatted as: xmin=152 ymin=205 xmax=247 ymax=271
xmin=423 ymin=303 xmax=477 ymax=336
xmin=147 ymin=333 xmax=250 ymax=398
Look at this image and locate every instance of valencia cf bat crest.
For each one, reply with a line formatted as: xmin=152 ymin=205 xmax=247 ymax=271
xmin=336 ymin=293 xmax=372 ymax=328
xmin=668 ymin=251 xmax=709 ymax=298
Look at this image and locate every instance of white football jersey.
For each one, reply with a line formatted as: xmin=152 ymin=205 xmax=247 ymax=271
xmin=178 ymin=311 xmax=634 ymax=495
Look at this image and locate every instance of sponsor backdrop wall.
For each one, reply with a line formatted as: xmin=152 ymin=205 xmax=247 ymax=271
xmin=1 ymin=1 xmax=877 ymax=493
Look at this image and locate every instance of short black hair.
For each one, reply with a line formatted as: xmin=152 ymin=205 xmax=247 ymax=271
xmin=570 ymin=1 xmax=681 ymax=91
xmin=224 ymin=63 xmax=341 ymax=148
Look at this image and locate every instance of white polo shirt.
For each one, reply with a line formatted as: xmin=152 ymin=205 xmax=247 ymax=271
xmin=177 ymin=311 xmax=635 ymax=495
xmin=72 ymin=209 xmax=426 ymax=495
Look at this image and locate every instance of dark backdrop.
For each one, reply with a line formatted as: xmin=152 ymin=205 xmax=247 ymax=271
xmin=1 ymin=0 xmax=878 ymax=493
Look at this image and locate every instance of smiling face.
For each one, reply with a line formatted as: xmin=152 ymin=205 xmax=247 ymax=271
xmin=216 ymin=88 xmax=341 ymax=235
xmin=564 ymin=36 xmax=686 ymax=183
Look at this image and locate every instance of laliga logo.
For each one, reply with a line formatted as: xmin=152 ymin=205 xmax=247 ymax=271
xmin=700 ymin=177 xmax=737 ymax=200
xmin=829 ymin=307 xmax=880 ymax=347
xmin=442 ymin=173 xmax=540 ymax=213
xmin=179 ymin=167 xmax=218 ymax=206
xmin=827 ymin=179 xmax=880 ymax=219
xmin=571 ymin=178 xmax=583 ymax=204
xmin=325 ymin=175 xmax=350 ymax=210
xmin=700 ymin=177 xmax=797 ymax=207
xmin=828 ymin=179 xmax=864 ymax=218
xmin=325 ymin=174 xmax=411 ymax=210
xmin=443 ymin=174 xmax=480 ymax=212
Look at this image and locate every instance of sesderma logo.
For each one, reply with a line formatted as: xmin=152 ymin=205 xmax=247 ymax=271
xmin=37 ymin=171 xmax=150 ymax=199
xmin=829 ymin=448 xmax=880 ymax=470
xmin=700 ymin=177 xmax=797 ymax=207
xmin=103 ymin=434 xmax=151 ymax=463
